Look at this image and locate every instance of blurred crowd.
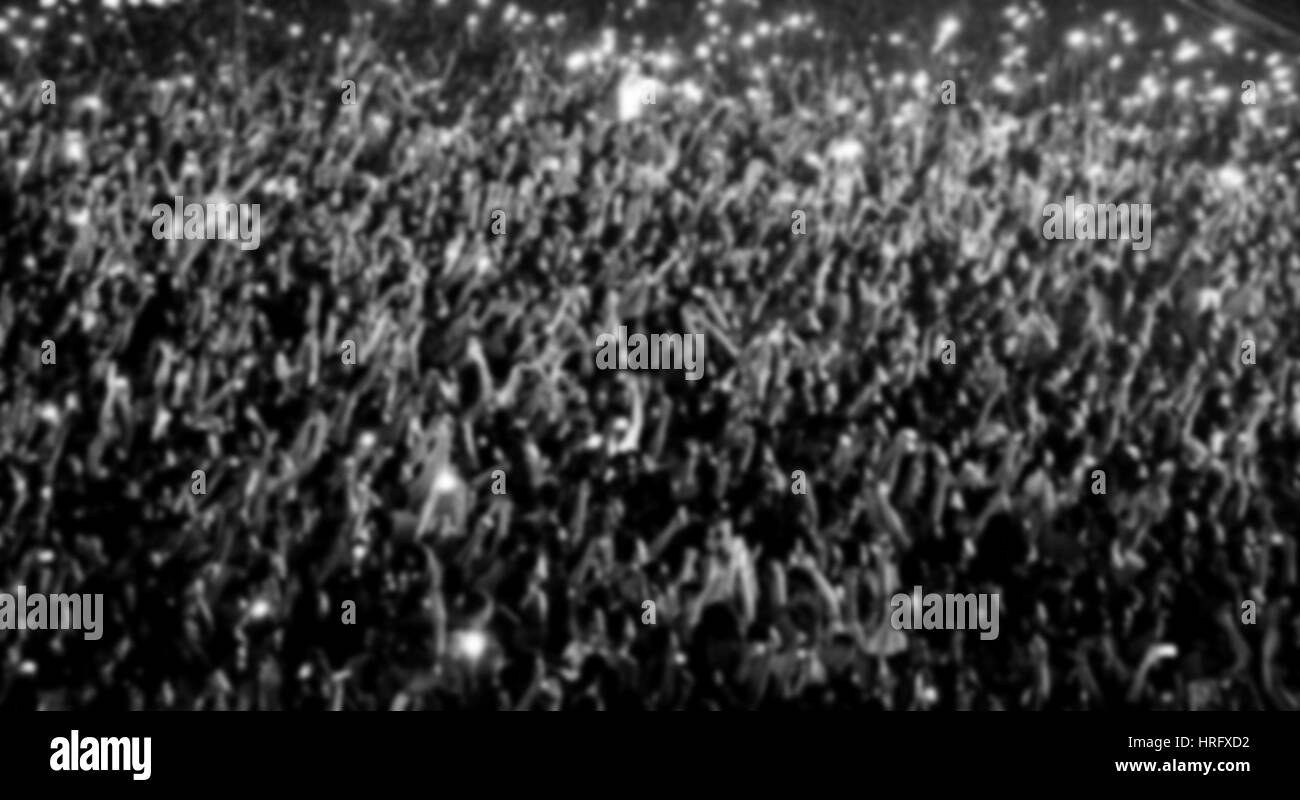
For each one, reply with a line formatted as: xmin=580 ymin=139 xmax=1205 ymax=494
xmin=2 ymin=0 xmax=1300 ymax=709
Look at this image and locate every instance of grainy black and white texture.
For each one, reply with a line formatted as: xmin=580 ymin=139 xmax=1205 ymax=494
xmin=2 ymin=0 xmax=1300 ymax=710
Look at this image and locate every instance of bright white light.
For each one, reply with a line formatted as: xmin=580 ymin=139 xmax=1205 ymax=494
xmin=1196 ymin=287 xmax=1222 ymax=312
xmin=677 ymin=79 xmax=704 ymax=104
xmin=456 ymin=630 xmax=488 ymax=661
xmin=1173 ymin=40 xmax=1201 ymax=63
xmin=565 ymin=50 xmax=588 ymax=72
xmin=933 ymin=16 xmax=961 ymax=53
xmin=62 ymin=133 xmax=86 ymax=164
xmin=249 ymin=598 xmax=272 ymax=620
xmin=37 ymin=403 xmax=60 ymax=424
xmin=828 ymin=137 xmax=865 ymax=163
xmin=74 ymin=94 xmax=104 ymax=114
xmin=653 ymin=50 xmax=677 ymax=71
xmin=368 ymin=112 xmax=392 ymax=137
xmin=1216 ymin=164 xmax=1246 ymax=190
xmin=911 ymin=70 xmax=930 ymax=95
xmin=617 ymin=73 xmax=662 ymax=121
xmin=433 ymin=467 xmax=462 ymax=494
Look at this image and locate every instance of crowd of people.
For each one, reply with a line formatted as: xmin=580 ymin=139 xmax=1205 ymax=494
xmin=1 ymin=0 xmax=1299 ymax=709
